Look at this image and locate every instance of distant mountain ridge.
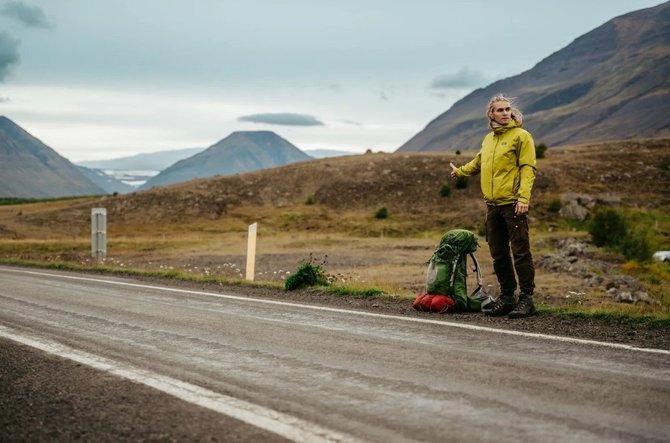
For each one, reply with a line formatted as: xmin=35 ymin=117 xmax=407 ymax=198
xmin=0 ymin=116 xmax=106 ymax=198
xmin=398 ymin=1 xmax=670 ymax=152
xmin=304 ymin=149 xmax=359 ymax=158
xmin=76 ymin=165 xmax=135 ymax=194
xmin=78 ymin=147 xmax=205 ymax=171
xmin=140 ymin=131 xmax=312 ymax=190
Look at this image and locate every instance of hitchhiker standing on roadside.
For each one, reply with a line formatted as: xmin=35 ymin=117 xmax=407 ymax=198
xmin=450 ymin=94 xmax=538 ymax=318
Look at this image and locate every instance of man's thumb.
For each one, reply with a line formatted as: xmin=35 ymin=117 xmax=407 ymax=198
xmin=450 ymin=162 xmax=457 ymax=171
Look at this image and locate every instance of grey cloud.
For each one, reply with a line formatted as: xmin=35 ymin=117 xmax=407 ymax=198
xmin=0 ymin=96 xmax=10 ymax=102
xmin=326 ymin=82 xmax=342 ymax=92
xmin=1 ymin=1 xmax=53 ymax=29
xmin=429 ymin=67 xmax=487 ymax=90
xmin=339 ymin=119 xmax=362 ymax=126
xmin=0 ymin=32 xmax=20 ymax=80
xmin=237 ymin=112 xmax=324 ymax=126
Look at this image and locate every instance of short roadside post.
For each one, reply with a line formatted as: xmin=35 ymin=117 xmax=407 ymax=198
xmin=246 ymin=222 xmax=257 ymax=281
xmin=91 ymin=208 xmax=107 ymax=261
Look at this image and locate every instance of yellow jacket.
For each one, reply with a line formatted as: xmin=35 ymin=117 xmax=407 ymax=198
xmin=455 ymin=120 xmax=536 ymax=206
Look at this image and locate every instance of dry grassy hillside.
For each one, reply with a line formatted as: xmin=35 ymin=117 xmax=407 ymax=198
xmin=3 ymin=137 xmax=668 ymax=238
xmin=0 ymin=138 xmax=668 ymax=309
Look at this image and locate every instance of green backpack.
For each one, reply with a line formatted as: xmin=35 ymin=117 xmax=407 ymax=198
xmin=426 ymin=229 xmax=492 ymax=311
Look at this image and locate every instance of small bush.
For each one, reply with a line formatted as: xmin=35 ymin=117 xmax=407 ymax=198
xmin=620 ymin=228 xmax=656 ymax=262
xmin=455 ymin=176 xmax=468 ymax=189
xmin=285 ymin=257 xmax=330 ymax=290
xmin=547 ymin=199 xmax=562 ymax=213
xmin=589 ymin=208 xmax=626 ymax=247
xmin=536 ymin=143 xmax=548 ymax=159
xmin=305 ymin=195 xmax=315 ymax=205
xmin=439 ymin=183 xmax=451 ymax=197
xmin=455 ymin=150 xmax=461 ymax=155
xmin=375 ymin=206 xmax=389 ymax=219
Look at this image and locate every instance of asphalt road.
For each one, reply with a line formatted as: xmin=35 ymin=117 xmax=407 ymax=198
xmin=1 ymin=266 xmax=669 ymax=442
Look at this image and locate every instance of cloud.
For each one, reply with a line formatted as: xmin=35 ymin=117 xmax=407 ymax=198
xmin=1 ymin=1 xmax=53 ymax=29
xmin=0 ymin=96 xmax=10 ymax=103
xmin=326 ymin=82 xmax=343 ymax=92
xmin=237 ymin=112 xmax=324 ymax=126
xmin=0 ymin=32 xmax=20 ymax=80
xmin=429 ymin=67 xmax=487 ymax=90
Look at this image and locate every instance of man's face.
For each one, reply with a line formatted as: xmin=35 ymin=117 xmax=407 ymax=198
xmin=490 ymin=101 xmax=511 ymax=125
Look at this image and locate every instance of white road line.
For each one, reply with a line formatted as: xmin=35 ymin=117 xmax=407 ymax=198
xmin=2 ymin=266 xmax=670 ymax=356
xmin=0 ymin=326 xmax=361 ymax=443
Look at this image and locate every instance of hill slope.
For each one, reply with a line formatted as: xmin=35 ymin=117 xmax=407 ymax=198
xmin=398 ymin=2 xmax=670 ymax=152
xmin=17 ymin=138 xmax=670 ymax=234
xmin=0 ymin=116 xmax=106 ymax=198
xmin=140 ymin=131 xmax=312 ymax=190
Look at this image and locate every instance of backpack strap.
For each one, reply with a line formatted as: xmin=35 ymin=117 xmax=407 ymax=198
xmin=448 ymin=257 xmax=459 ymax=289
xmin=468 ymin=253 xmax=482 ymax=298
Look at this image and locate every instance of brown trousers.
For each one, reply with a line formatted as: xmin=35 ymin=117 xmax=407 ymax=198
xmin=486 ymin=204 xmax=535 ymax=296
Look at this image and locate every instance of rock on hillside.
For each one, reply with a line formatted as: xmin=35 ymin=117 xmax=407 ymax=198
xmin=140 ymin=131 xmax=312 ymax=190
xmin=398 ymin=2 xmax=670 ymax=152
xmin=0 ymin=116 xmax=106 ymax=198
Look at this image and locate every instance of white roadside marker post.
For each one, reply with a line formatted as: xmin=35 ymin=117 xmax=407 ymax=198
xmin=91 ymin=208 xmax=107 ymax=261
xmin=246 ymin=223 xmax=257 ymax=281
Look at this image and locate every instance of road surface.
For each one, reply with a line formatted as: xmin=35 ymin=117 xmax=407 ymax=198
xmin=1 ymin=266 xmax=669 ymax=442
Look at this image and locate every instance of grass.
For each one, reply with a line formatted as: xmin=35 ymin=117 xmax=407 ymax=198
xmin=0 ymin=195 xmax=103 ymax=206
xmin=0 ymin=257 xmax=282 ymax=289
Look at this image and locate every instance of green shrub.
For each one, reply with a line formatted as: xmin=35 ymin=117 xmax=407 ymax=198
xmin=305 ymin=195 xmax=315 ymax=205
xmin=375 ymin=206 xmax=389 ymax=219
xmin=439 ymin=183 xmax=451 ymax=197
xmin=547 ymin=199 xmax=562 ymax=213
xmin=589 ymin=208 xmax=627 ymax=247
xmin=285 ymin=258 xmax=329 ymax=290
xmin=620 ymin=228 xmax=656 ymax=262
xmin=455 ymin=176 xmax=468 ymax=189
xmin=455 ymin=150 xmax=461 ymax=155
xmin=536 ymin=143 xmax=548 ymax=159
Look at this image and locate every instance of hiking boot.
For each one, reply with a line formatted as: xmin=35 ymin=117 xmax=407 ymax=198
xmin=483 ymin=295 xmax=516 ymax=316
xmin=508 ymin=295 xmax=538 ymax=319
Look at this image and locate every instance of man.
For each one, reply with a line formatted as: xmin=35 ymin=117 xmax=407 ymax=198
xmin=450 ymin=94 xmax=537 ymax=318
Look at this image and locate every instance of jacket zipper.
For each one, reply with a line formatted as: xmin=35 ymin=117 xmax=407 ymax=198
xmin=491 ymin=134 xmax=500 ymax=203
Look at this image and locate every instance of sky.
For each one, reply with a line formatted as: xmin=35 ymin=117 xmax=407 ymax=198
xmin=0 ymin=0 xmax=664 ymax=162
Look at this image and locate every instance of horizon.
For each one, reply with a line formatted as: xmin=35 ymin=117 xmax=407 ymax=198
xmin=0 ymin=0 xmax=664 ymax=162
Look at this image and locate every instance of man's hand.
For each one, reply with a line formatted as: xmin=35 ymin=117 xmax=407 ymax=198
xmin=515 ymin=201 xmax=529 ymax=215
xmin=449 ymin=162 xmax=459 ymax=181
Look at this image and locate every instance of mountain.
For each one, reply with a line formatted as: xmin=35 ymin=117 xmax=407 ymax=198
xmin=76 ymin=166 xmax=135 ymax=194
xmin=77 ymin=147 xmax=205 ymax=171
xmin=398 ymin=2 xmax=670 ymax=152
xmin=0 ymin=116 xmax=106 ymax=198
xmin=139 ymin=131 xmax=312 ymax=190
xmin=304 ymin=149 xmax=359 ymax=158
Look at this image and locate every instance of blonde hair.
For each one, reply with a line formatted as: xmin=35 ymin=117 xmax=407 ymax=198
xmin=487 ymin=93 xmax=523 ymax=129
